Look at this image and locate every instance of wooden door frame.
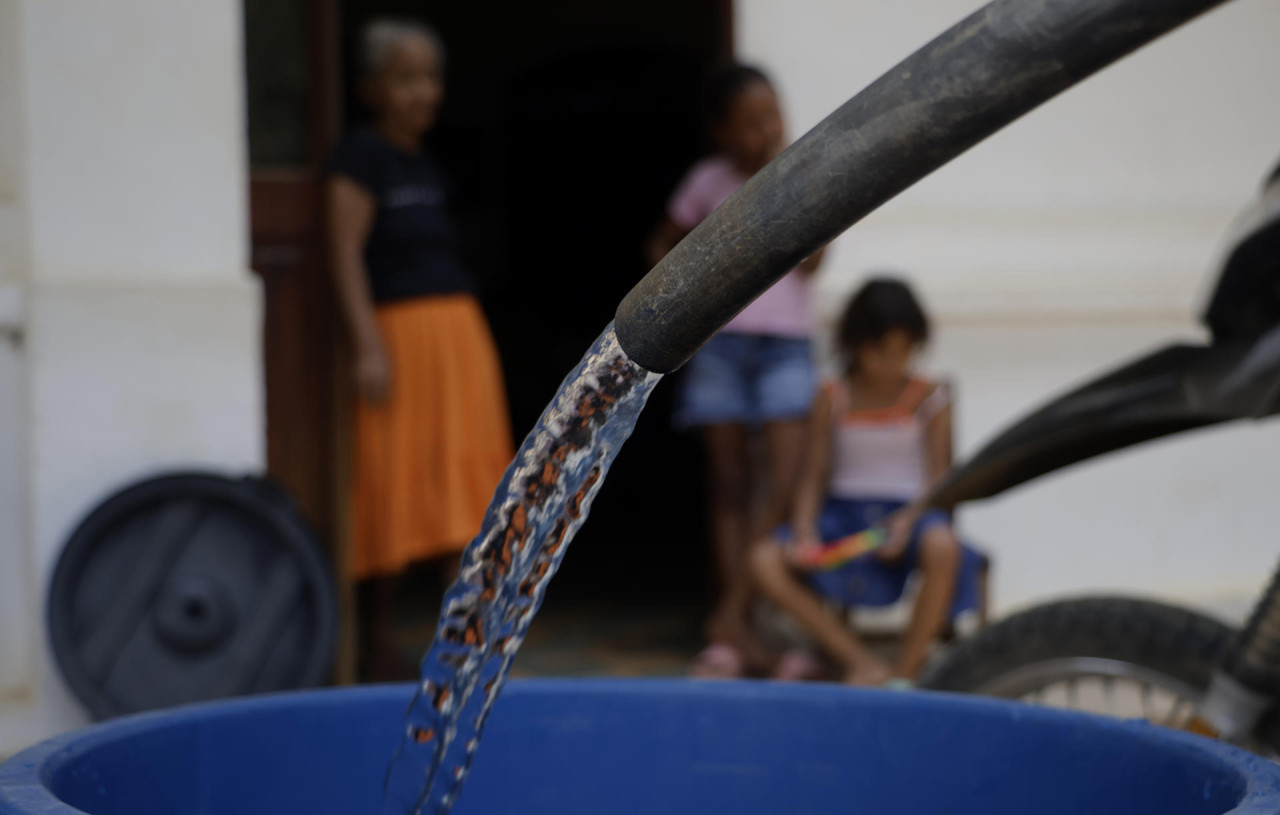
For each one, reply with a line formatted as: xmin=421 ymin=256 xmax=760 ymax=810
xmin=248 ymin=0 xmax=354 ymax=683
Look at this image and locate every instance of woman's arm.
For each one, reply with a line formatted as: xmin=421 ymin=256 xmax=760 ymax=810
xmin=644 ymin=216 xmax=688 ymax=269
xmin=791 ymin=386 xmax=834 ymax=544
xmin=327 ymin=175 xmax=389 ymax=403
xmin=797 ymin=245 xmax=827 ymax=275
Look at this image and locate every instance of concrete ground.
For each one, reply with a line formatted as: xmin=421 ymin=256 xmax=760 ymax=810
xmin=381 ymin=569 xmax=1186 ymax=728
xmin=395 ymin=606 xmax=704 ymax=680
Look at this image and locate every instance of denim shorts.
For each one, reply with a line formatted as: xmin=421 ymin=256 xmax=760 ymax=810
xmin=675 ymin=332 xmax=815 ymax=428
xmin=775 ymin=496 xmax=986 ymax=618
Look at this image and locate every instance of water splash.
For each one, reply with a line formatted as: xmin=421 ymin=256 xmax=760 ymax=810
xmin=380 ymin=323 xmax=661 ymax=815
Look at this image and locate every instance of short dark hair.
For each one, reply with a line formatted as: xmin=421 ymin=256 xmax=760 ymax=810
xmin=837 ymin=277 xmax=930 ymax=361
xmin=704 ymin=64 xmax=772 ymax=126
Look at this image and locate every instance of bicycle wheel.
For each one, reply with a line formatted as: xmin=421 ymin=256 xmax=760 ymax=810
xmin=921 ymin=596 xmax=1234 ymax=730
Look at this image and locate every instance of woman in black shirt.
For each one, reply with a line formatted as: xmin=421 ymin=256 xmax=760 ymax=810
xmin=328 ymin=19 xmax=512 ymax=679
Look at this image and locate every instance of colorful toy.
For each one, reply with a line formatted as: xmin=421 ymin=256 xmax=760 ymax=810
xmin=791 ymin=526 xmax=889 ymax=571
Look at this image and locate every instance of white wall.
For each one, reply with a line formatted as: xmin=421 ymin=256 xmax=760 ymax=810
xmin=22 ymin=2 xmax=248 ymax=284
xmin=739 ymin=0 xmax=1280 ymax=619
xmin=0 ymin=0 xmax=36 ymax=723
xmin=0 ymin=0 xmax=25 ymax=287
xmin=0 ymin=305 xmax=31 ymax=706
xmin=743 ymin=0 xmax=1280 ymax=315
xmin=0 ymin=0 xmax=262 ymax=756
xmin=933 ymin=320 xmax=1276 ymax=620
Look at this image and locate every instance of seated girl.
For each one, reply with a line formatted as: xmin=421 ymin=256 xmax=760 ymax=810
xmin=749 ymin=278 xmax=983 ymax=685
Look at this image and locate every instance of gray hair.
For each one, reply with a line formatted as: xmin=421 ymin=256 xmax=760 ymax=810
xmin=360 ymin=18 xmax=445 ymax=78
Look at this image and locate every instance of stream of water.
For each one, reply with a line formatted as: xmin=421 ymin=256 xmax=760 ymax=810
xmin=379 ymin=323 xmax=661 ymax=815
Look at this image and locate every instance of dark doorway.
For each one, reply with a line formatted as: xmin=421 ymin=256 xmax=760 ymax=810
xmin=245 ymin=1 xmax=732 ymax=678
xmin=335 ymin=3 xmax=729 ymax=611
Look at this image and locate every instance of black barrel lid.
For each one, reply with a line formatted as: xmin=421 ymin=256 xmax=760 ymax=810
xmin=47 ymin=472 xmax=337 ymax=720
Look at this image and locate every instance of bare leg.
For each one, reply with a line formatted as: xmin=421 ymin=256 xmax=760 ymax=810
xmin=699 ymin=423 xmax=769 ymax=669
xmin=758 ymin=418 xmax=808 ymax=536
xmin=749 ymin=538 xmax=891 ymax=685
xmin=894 ymin=526 xmax=961 ymax=679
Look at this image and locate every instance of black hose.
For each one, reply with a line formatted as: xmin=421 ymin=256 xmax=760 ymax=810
xmin=615 ymin=0 xmax=1230 ymax=373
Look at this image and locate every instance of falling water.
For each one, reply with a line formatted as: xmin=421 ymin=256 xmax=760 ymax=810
xmin=380 ymin=323 xmax=662 ymax=815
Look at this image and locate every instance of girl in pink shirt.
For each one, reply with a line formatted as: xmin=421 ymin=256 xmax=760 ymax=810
xmin=647 ymin=65 xmax=825 ymax=677
xmin=749 ymin=279 xmax=984 ymax=685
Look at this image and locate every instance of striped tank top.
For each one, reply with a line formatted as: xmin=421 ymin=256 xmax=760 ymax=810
xmin=826 ymin=377 xmax=950 ymax=502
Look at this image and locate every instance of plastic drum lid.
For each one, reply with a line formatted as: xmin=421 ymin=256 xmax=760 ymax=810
xmin=47 ymin=472 xmax=337 ymax=720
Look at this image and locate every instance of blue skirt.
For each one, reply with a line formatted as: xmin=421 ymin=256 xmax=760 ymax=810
xmin=776 ymin=497 xmax=986 ymax=618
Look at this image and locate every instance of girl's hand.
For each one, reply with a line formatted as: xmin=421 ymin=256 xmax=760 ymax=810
xmin=794 ymin=523 xmax=821 ymax=549
xmin=876 ymin=509 xmax=917 ymax=562
xmin=788 ymin=525 xmax=823 ymax=570
xmin=356 ymin=344 xmax=392 ymax=404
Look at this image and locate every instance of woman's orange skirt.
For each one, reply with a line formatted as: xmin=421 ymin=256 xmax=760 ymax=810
xmin=350 ymin=294 xmax=513 ymax=579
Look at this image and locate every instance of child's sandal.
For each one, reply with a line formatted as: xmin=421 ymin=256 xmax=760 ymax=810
xmin=772 ymin=649 xmax=826 ymax=682
xmin=689 ymin=642 xmax=746 ymax=679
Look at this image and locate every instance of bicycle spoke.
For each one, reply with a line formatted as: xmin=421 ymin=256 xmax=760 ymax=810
xmin=988 ymin=661 xmax=1202 ymax=728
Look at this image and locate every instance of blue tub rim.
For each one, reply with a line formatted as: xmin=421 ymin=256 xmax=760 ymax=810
xmin=2 ymin=679 xmax=1279 ymax=815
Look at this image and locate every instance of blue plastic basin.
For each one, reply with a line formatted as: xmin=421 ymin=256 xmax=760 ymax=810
xmin=2 ymin=680 xmax=1278 ymax=814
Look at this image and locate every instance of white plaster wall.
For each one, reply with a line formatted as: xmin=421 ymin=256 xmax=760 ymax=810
xmin=0 ymin=302 xmax=31 ymax=703
xmin=0 ymin=0 xmax=261 ymax=757
xmin=742 ymin=0 xmax=1280 ymax=316
xmin=22 ymin=1 xmax=248 ymax=282
xmin=0 ymin=0 xmax=36 ymax=720
xmin=27 ymin=283 xmax=264 ymax=580
xmin=0 ymin=0 xmax=26 ymax=285
xmin=738 ymin=0 xmax=1280 ymax=621
xmin=932 ymin=319 xmax=1277 ymax=621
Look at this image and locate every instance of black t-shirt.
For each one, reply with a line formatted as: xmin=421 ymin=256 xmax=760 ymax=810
xmin=328 ymin=126 xmax=476 ymax=303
